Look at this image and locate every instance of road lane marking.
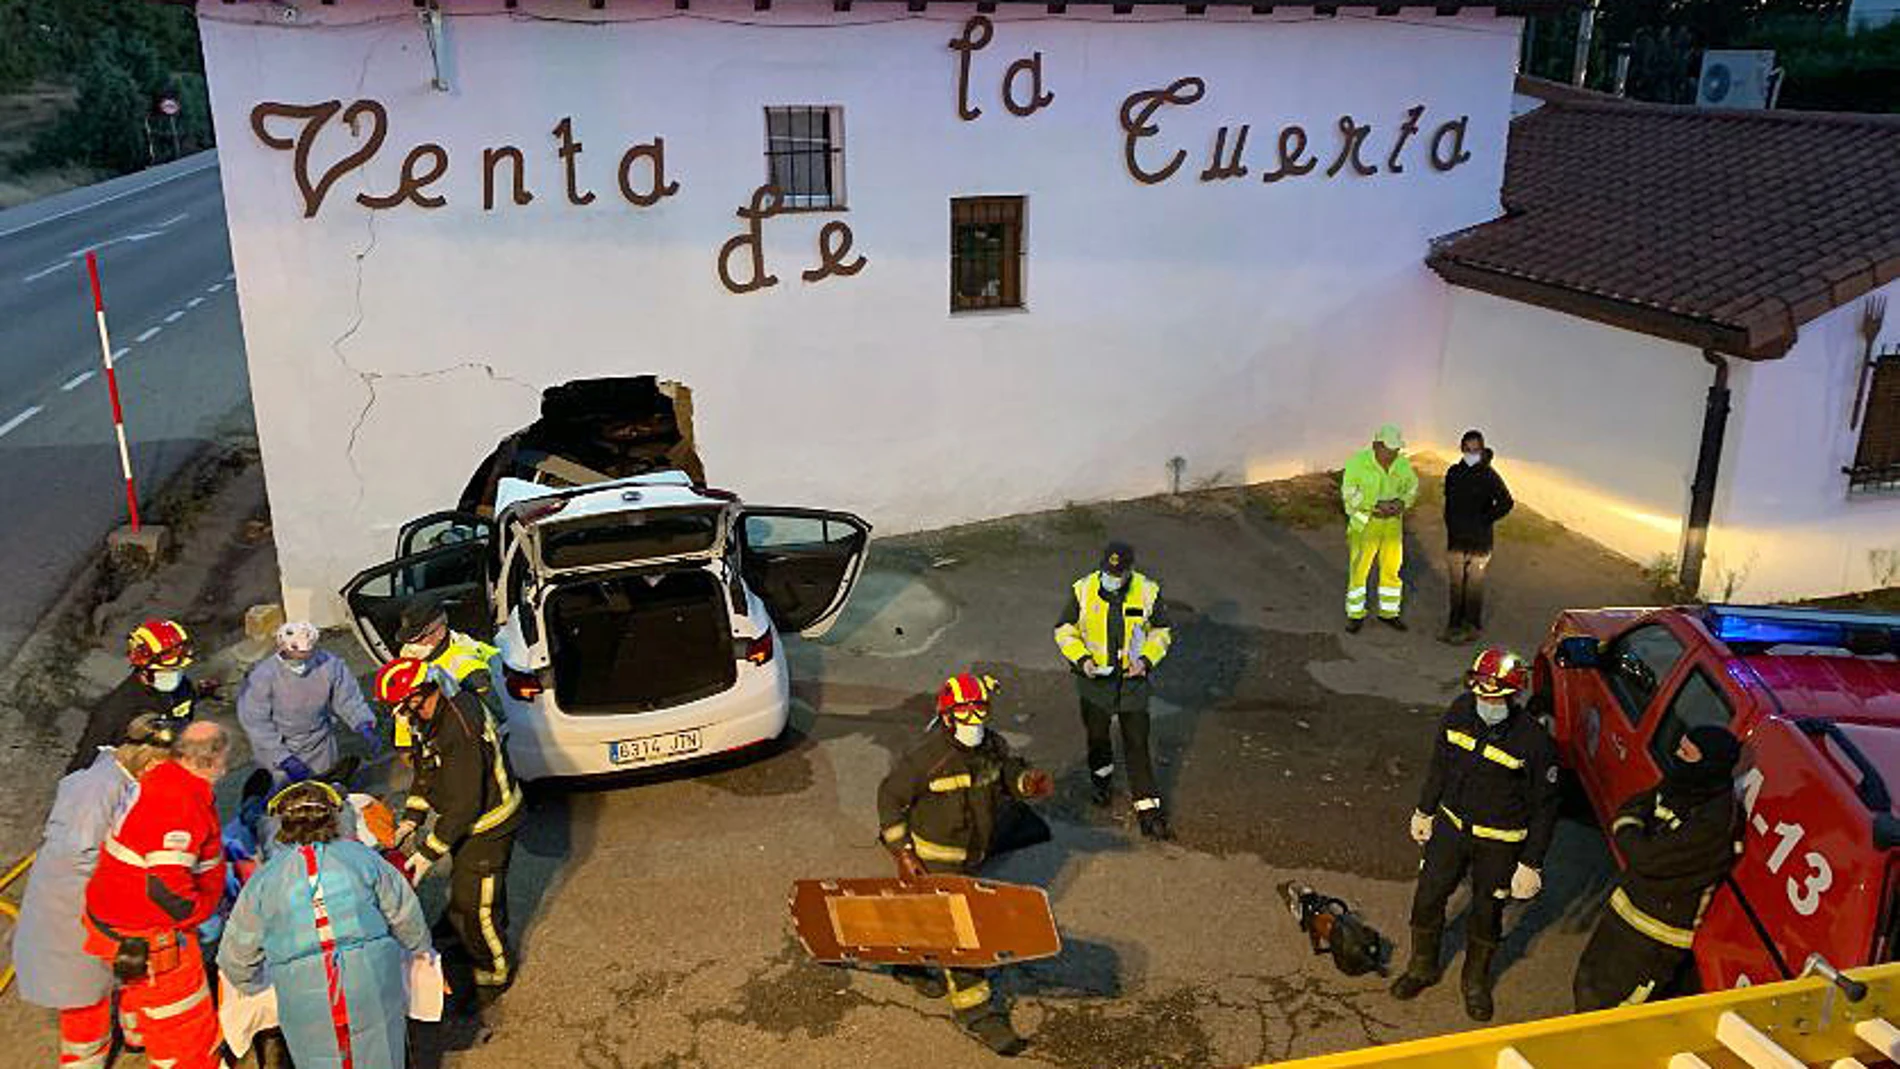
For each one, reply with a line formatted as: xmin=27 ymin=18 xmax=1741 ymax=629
xmin=135 ymin=326 xmax=162 ymax=343
xmin=22 ymin=260 xmax=73 ymax=283
xmin=206 ymin=282 xmax=223 ymax=293
xmin=164 ymin=310 xmax=186 ymax=323
xmin=0 ymin=406 xmax=43 ymax=438
xmin=186 ymin=296 xmax=205 ymax=308
xmin=154 ymin=212 xmax=189 ymax=228
xmin=224 ymin=272 xmax=235 ymax=281
xmin=0 ymin=154 xmax=218 ymax=240
xmin=61 ymin=371 xmax=95 ymax=392
xmin=111 ymin=348 xmax=129 ymax=364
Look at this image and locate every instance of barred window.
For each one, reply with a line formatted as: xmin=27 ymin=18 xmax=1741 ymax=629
xmin=950 ymin=196 xmax=1025 ymax=313
xmin=1850 ymin=348 xmax=1900 ymax=494
xmin=764 ymin=106 xmax=844 ymax=211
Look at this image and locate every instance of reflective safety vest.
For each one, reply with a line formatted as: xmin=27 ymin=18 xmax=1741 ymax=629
xmin=1340 ymin=447 xmax=1418 ymax=532
xmin=394 ymin=632 xmax=499 ymax=749
xmin=1054 ymin=572 xmax=1172 ymax=672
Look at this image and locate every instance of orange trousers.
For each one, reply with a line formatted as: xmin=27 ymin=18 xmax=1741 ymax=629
xmin=83 ymin=932 xmax=221 ymax=1069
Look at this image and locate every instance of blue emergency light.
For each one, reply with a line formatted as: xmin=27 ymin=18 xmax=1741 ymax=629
xmin=1702 ymin=604 xmax=1900 ymax=654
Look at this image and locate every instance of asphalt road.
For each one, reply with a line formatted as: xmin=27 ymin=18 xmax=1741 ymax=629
xmin=0 ymin=153 xmax=251 ymax=658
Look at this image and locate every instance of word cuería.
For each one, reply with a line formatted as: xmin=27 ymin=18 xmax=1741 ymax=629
xmin=1120 ymin=77 xmax=1474 ymax=186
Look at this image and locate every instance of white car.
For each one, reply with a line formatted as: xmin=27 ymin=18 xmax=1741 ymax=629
xmin=341 ymin=472 xmax=869 ymax=780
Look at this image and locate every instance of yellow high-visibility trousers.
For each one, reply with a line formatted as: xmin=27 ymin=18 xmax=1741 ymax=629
xmin=1346 ymin=518 xmax=1404 ymax=620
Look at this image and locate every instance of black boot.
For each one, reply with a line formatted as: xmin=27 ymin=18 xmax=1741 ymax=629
xmin=1137 ymin=810 xmax=1173 ymax=841
xmin=893 ymin=965 xmax=947 ymax=999
xmin=958 ymin=1008 xmax=1028 ymax=1057
xmin=1090 ymin=775 xmax=1113 ymax=808
xmin=1462 ymin=940 xmax=1498 ymax=1022
xmin=1389 ymin=925 xmax=1443 ymax=1000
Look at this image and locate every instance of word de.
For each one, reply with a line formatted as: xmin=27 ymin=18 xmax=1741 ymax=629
xmin=948 ymin=16 xmax=1054 ymax=122
xmin=717 ymin=184 xmax=869 ymax=294
xmin=249 ymin=100 xmax=680 ymax=218
xmin=1119 ymin=77 xmax=1474 ymax=187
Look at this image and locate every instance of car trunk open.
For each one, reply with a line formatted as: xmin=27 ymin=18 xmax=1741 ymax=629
xmin=545 ymin=567 xmax=737 ymax=715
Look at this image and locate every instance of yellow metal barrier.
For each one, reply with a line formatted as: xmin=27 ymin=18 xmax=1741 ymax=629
xmin=1268 ymin=962 xmax=1900 ymax=1069
xmin=0 ymin=851 xmax=33 ymax=995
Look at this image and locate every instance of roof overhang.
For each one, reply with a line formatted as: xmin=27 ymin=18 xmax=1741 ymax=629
xmin=1428 ymin=256 xmax=1793 ymax=360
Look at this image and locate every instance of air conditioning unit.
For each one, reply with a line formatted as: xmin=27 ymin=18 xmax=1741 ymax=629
xmin=1696 ymin=50 xmax=1780 ymax=110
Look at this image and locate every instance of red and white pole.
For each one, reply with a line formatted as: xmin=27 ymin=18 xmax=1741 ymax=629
xmin=85 ymin=250 xmax=141 ymax=532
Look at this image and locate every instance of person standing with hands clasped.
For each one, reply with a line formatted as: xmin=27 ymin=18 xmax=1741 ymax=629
xmin=1441 ymin=430 xmax=1514 ymax=644
xmin=1341 ymin=425 xmax=1419 ymax=632
xmin=1390 ymin=648 xmax=1558 ymax=1021
xmin=1054 ymin=542 xmax=1175 ymax=840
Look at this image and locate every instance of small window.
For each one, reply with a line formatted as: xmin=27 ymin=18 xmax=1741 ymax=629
xmin=1849 ymin=349 xmax=1900 ymax=493
xmin=764 ymin=106 xmax=844 ymax=211
xmin=1647 ymin=668 xmax=1735 ymax=769
xmin=951 ymin=196 xmax=1025 ymax=312
xmin=1604 ymin=624 xmax=1686 ymax=727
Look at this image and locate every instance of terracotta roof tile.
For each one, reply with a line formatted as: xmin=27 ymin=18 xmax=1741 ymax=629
xmin=1430 ymin=101 xmax=1900 ymax=358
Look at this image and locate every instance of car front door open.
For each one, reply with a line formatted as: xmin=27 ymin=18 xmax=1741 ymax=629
xmin=340 ymin=519 xmax=497 ymax=661
xmin=737 ymin=507 xmax=871 ymax=638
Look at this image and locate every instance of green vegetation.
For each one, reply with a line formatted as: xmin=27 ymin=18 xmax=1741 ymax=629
xmin=0 ymin=1 xmax=211 ymax=186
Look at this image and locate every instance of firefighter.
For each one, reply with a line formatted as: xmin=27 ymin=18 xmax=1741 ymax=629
xmin=1573 ymin=725 xmax=1744 ymax=1012
xmin=376 ymin=657 xmax=524 ymax=998
xmin=1053 ymin=541 xmax=1176 ymax=840
xmin=236 ymin=621 xmax=381 ymax=785
xmin=1390 ymin=648 xmax=1558 ymax=1021
xmin=66 ymin=618 xmax=213 ymax=774
xmin=14 ymin=715 xmax=179 ymax=1069
xmin=80 ymin=721 xmax=230 ymax=1069
xmin=877 ymin=672 xmax=1054 ymax=1057
xmin=1341 ymin=424 xmax=1419 ymax=632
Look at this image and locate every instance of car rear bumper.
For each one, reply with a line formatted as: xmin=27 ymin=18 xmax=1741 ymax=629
xmin=502 ymin=657 xmax=790 ymax=781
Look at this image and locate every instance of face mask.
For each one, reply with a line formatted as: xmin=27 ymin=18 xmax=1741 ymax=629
xmin=1475 ymin=698 xmax=1510 ymax=726
xmin=1099 ymin=572 xmax=1126 ymax=593
xmin=1462 ymin=452 xmax=1483 ymax=467
xmin=150 ymin=670 xmax=184 ymax=692
xmin=953 ymin=723 xmax=986 ymax=748
xmin=280 ymin=654 xmax=312 ymax=676
xmin=399 ymin=640 xmax=442 ymax=661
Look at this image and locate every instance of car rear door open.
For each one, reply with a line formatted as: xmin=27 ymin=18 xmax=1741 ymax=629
xmin=737 ymin=507 xmax=871 ymax=638
xmin=339 ymin=517 xmax=497 ymax=661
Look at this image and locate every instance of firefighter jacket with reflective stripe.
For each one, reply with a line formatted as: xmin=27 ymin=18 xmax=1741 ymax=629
xmin=84 ymin=760 xmax=225 ymax=933
xmin=1608 ymin=785 xmax=1742 ymax=948
xmin=67 ymin=675 xmax=200 ymax=775
xmin=1416 ymin=693 xmax=1560 ymax=866
xmin=1054 ymin=571 xmax=1173 ymax=675
xmin=1340 ymin=448 xmax=1418 ymax=533
xmin=877 ymin=728 xmax=1039 ymax=872
xmin=407 ymin=690 xmax=522 ymax=861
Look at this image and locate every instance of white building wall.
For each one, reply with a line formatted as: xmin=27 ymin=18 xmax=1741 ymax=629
xmin=1707 ymin=278 xmax=1900 ymax=601
xmin=196 ymin=0 xmax=1522 ymax=622
xmin=1431 ymin=289 xmax=1714 ymax=572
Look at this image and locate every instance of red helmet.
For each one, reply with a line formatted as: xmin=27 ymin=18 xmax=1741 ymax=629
xmin=127 ymin=619 xmax=193 ymax=670
xmin=1467 ymin=647 xmax=1530 ymax=700
xmin=935 ymin=672 xmax=997 ymax=726
xmin=374 ymin=658 xmax=433 ymax=705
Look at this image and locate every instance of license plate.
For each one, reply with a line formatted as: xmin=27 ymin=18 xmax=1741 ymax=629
xmin=607 ymin=729 xmax=703 ymax=766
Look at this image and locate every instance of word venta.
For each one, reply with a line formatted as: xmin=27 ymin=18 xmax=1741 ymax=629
xmin=250 ymin=100 xmax=679 ymax=218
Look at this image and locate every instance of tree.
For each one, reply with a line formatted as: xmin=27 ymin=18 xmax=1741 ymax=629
xmin=36 ymin=52 xmax=148 ymax=175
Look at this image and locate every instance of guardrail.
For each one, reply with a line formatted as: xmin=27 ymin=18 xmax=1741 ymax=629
xmin=1266 ymin=961 xmax=1900 ymax=1069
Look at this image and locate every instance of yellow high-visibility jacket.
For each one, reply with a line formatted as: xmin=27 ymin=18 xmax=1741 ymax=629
xmin=1340 ymin=448 xmax=1418 ymax=533
xmin=1054 ymin=571 xmax=1172 ymax=672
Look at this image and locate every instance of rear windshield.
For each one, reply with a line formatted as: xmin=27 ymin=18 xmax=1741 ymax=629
xmin=538 ymin=507 xmax=721 ymax=569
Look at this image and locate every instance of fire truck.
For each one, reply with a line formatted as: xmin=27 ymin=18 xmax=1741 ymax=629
xmin=1534 ymin=604 xmax=1900 ymax=991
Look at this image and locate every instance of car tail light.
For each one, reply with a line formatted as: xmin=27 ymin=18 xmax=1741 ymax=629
xmin=743 ymin=631 xmax=774 ymax=665
xmin=513 ymin=498 xmax=570 ymax=524
xmin=504 ymin=667 xmax=545 ymax=700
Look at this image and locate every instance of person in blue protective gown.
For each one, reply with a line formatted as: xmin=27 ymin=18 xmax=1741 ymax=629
xmin=218 ymin=780 xmax=430 ymax=1069
xmin=237 ymin=622 xmax=381 ymax=784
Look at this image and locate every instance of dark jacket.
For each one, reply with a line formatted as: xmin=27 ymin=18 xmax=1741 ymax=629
xmin=68 ymin=675 xmax=201 ymax=774
xmin=1610 ymin=785 xmax=1742 ymax=938
xmin=406 ymin=691 xmax=522 ymax=861
xmin=1444 ymin=449 xmax=1514 ymax=554
xmin=1417 ymin=692 xmax=1560 ymax=867
xmin=878 ymin=727 xmax=1039 ymax=874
